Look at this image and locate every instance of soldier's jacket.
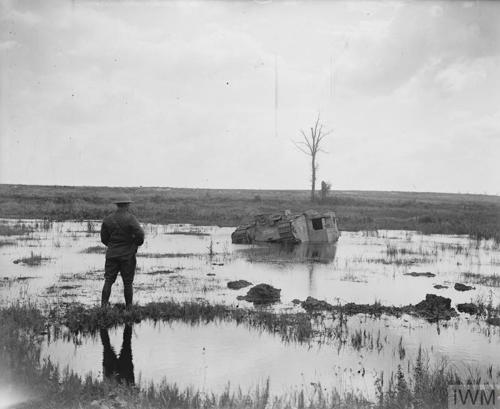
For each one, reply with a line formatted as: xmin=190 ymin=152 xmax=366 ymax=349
xmin=100 ymin=209 xmax=145 ymax=258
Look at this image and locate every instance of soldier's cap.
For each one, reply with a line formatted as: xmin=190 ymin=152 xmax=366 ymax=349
xmin=113 ymin=196 xmax=133 ymax=204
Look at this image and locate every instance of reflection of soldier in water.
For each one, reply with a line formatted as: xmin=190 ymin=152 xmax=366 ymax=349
xmin=100 ymin=325 xmax=135 ymax=385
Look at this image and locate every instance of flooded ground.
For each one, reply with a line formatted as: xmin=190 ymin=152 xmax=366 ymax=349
xmin=40 ymin=316 xmax=500 ymax=399
xmin=1 ymin=218 xmax=500 ymax=399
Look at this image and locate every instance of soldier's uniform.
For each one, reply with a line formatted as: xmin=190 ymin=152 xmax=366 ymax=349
xmin=100 ymin=199 xmax=144 ymax=307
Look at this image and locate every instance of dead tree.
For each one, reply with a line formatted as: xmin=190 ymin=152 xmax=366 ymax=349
xmin=294 ymin=115 xmax=331 ymax=202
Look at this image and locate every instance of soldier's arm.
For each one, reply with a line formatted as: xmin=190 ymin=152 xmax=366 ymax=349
xmin=129 ymin=216 xmax=145 ymax=246
xmin=100 ymin=221 xmax=110 ymax=246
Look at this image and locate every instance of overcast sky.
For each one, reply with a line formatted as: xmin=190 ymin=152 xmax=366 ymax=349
xmin=1 ymin=0 xmax=499 ymax=194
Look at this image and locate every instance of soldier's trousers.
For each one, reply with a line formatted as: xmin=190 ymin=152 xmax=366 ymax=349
xmin=102 ymin=254 xmax=136 ymax=306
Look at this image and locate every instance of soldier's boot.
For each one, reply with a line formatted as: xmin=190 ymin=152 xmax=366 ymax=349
xmin=124 ymin=284 xmax=133 ymax=308
xmin=101 ymin=281 xmax=112 ymax=308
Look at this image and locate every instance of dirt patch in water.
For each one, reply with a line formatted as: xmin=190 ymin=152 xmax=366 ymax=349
xmin=487 ymin=317 xmax=500 ymax=326
xmin=414 ymin=294 xmax=457 ymax=322
xmin=237 ymin=284 xmax=281 ymax=304
xmin=457 ymin=303 xmax=479 ymax=315
xmin=301 ymin=296 xmax=335 ymax=312
xmin=404 ymin=272 xmax=435 ymax=277
xmin=227 ymin=280 xmax=252 ymax=290
xmin=454 ymin=283 xmax=475 ymax=291
xmin=81 ymin=246 xmax=106 ymax=254
xmin=13 ymin=254 xmax=52 ymax=266
xmin=145 ymin=269 xmax=176 ymax=276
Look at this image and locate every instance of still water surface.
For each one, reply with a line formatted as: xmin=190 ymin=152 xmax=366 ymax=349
xmin=2 ymin=219 xmax=500 ymax=398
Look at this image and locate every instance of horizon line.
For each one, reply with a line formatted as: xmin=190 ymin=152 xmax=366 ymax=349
xmin=1 ymin=183 xmax=498 ymax=198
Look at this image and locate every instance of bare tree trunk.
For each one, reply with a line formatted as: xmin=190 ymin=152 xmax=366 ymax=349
xmin=293 ymin=115 xmax=331 ymax=203
xmin=311 ymin=156 xmax=316 ymax=202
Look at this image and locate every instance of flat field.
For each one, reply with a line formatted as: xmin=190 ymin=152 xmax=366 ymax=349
xmin=1 ymin=184 xmax=499 ymax=239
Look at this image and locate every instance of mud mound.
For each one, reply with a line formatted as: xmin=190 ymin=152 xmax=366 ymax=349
xmin=454 ymin=283 xmax=475 ymax=291
xmin=414 ymin=294 xmax=456 ymax=322
xmin=404 ymin=272 xmax=435 ymax=277
xmin=227 ymin=280 xmax=252 ymax=290
xmin=237 ymin=283 xmax=281 ymax=304
xmin=301 ymin=296 xmax=334 ymax=312
xmin=457 ymin=303 xmax=478 ymax=315
xmin=487 ymin=317 xmax=500 ymax=326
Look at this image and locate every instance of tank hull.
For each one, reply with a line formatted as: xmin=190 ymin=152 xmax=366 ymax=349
xmin=231 ymin=210 xmax=340 ymax=244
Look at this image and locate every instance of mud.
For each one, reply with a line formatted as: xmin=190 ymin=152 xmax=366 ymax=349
xmin=454 ymin=283 xmax=475 ymax=291
xmin=301 ymin=296 xmax=335 ymax=312
xmin=404 ymin=272 xmax=435 ymax=277
xmin=457 ymin=303 xmax=479 ymax=315
xmin=487 ymin=317 xmax=500 ymax=326
xmin=227 ymin=280 xmax=252 ymax=290
xmin=414 ymin=294 xmax=457 ymax=322
xmin=81 ymin=246 xmax=106 ymax=254
xmin=145 ymin=269 xmax=176 ymax=276
xmin=237 ymin=284 xmax=281 ymax=304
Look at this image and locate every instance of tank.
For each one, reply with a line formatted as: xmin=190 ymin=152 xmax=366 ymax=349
xmin=231 ymin=209 xmax=340 ymax=244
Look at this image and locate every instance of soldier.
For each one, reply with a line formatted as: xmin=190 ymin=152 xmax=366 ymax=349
xmin=100 ymin=197 xmax=144 ymax=308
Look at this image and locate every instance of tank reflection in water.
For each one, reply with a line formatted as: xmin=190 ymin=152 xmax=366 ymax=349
xmin=235 ymin=242 xmax=337 ymax=264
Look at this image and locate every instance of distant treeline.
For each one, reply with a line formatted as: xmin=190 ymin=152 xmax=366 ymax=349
xmin=1 ymin=184 xmax=499 ymax=241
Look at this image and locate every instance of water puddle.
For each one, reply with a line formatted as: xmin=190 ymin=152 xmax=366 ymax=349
xmin=41 ymin=316 xmax=500 ymax=399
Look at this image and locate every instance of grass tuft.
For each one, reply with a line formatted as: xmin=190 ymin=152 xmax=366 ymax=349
xmin=13 ymin=252 xmax=51 ymax=266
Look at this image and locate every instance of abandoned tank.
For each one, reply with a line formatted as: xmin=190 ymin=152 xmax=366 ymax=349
xmin=231 ymin=209 xmax=340 ymax=244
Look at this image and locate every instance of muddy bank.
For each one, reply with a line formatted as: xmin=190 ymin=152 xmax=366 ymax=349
xmin=52 ymin=294 xmax=499 ymax=341
xmin=295 ymin=294 xmax=473 ymax=322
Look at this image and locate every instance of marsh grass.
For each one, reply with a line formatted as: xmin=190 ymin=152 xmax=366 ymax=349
xmin=54 ymin=297 xmax=468 ymax=342
xmin=86 ymin=220 xmax=97 ymax=234
xmin=81 ymin=246 xmax=106 ymax=254
xmin=138 ymin=252 xmax=203 ymax=258
xmin=340 ymin=272 xmax=367 ymax=283
xmin=385 ymin=244 xmax=437 ymax=258
xmin=47 ymin=285 xmax=81 ymax=294
xmin=13 ymin=251 xmax=51 ymax=266
xmin=2 ymin=185 xmax=500 ymax=243
xmin=58 ymin=302 xmax=315 ymax=344
xmin=372 ymin=346 xmax=486 ymax=409
xmin=363 ymin=256 xmax=430 ymax=266
xmin=165 ymin=230 xmax=210 ymax=236
xmin=0 ymin=221 xmax=34 ymax=236
xmin=1 ymin=303 xmax=492 ymax=409
xmin=462 ymin=272 xmax=500 ymax=287
xmin=59 ymin=269 xmax=103 ymax=282
xmin=144 ymin=269 xmax=176 ymax=276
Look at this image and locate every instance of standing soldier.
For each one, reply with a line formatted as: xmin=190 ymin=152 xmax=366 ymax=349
xmin=100 ymin=197 xmax=144 ymax=308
